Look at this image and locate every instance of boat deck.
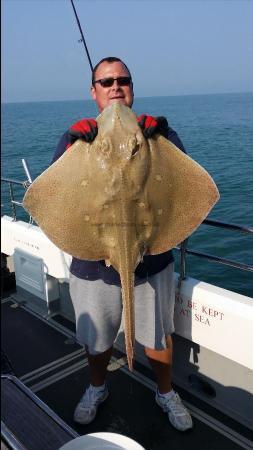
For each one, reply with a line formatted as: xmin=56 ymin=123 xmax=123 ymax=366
xmin=1 ymin=294 xmax=252 ymax=450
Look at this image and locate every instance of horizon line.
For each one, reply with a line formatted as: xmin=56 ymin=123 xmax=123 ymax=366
xmin=2 ymin=90 xmax=253 ymax=105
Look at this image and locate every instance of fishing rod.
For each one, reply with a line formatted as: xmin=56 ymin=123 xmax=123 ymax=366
xmin=70 ymin=0 xmax=94 ymax=72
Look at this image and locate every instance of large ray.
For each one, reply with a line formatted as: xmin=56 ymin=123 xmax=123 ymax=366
xmin=23 ymin=103 xmax=219 ymax=370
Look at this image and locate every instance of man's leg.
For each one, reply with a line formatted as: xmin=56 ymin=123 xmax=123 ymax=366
xmin=73 ymin=346 xmax=113 ymax=424
xmin=144 ymin=335 xmax=173 ymax=394
xmin=86 ymin=345 xmax=113 ymax=386
xmin=145 ymin=335 xmax=193 ymax=431
xmin=69 ymin=275 xmax=122 ymax=424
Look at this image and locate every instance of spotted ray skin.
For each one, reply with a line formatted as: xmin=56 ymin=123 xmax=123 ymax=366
xmin=23 ymin=103 xmax=219 ymax=370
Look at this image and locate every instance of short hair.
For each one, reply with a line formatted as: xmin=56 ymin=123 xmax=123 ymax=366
xmin=92 ymin=57 xmax=131 ymax=85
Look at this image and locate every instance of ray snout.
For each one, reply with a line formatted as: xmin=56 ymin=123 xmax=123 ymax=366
xmin=97 ymin=103 xmax=140 ymax=135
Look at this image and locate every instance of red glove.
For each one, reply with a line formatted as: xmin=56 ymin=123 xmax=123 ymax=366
xmin=68 ymin=118 xmax=98 ymax=145
xmin=137 ymin=115 xmax=168 ymax=139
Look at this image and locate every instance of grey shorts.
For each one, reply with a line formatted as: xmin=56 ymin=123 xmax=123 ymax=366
xmin=69 ymin=263 xmax=175 ymax=354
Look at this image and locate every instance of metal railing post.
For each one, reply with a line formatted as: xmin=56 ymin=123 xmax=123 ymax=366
xmin=8 ymin=182 xmax=17 ymax=221
xmin=180 ymin=238 xmax=188 ymax=281
xmin=176 ymin=238 xmax=188 ymax=301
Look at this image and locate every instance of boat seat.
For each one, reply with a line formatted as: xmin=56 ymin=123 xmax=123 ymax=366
xmin=1 ymin=374 xmax=78 ymax=450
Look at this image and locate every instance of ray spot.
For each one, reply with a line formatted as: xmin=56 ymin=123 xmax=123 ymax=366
xmin=109 ymin=238 xmax=115 ymax=248
xmin=155 ymin=174 xmax=162 ymax=181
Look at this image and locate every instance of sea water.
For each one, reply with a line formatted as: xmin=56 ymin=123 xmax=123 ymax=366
xmin=1 ymin=93 xmax=253 ymax=297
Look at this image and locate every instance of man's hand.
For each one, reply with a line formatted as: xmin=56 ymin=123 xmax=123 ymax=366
xmin=137 ymin=115 xmax=169 ymax=139
xmin=68 ymin=119 xmax=98 ymax=145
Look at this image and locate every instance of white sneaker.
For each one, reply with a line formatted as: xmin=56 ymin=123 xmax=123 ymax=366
xmin=74 ymin=384 xmax=109 ymax=425
xmin=156 ymin=389 xmax=193 ymax=431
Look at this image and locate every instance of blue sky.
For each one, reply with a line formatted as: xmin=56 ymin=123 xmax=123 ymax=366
xmin=2 ymin=0 xmax=253 ymax=103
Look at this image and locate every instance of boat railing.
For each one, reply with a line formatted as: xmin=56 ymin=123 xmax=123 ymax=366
xmin=175 ymin=219 xmax=253 ymax=278
xmin=1 ymin=176 xmax=253 ymax=280
xmin=1 ymin=176 xmax=31 ymax=222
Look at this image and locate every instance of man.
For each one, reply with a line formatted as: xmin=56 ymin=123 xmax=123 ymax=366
xmin=52 ymin=57 xmax=193 ymax=432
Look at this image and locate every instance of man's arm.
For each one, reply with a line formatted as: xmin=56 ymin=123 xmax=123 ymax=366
xmin=51 ymin=132 xmax=69 ymax=164
xmin=167 ymin=126 xmax=186 ymax=154
xmin=51 ymin=118 xmax=97 ymax=164
xmin=137 ymin=114 xmax=186 ymax=154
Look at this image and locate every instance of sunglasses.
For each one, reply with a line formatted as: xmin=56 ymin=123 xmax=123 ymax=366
xmin=93 ymin=76 xmax=132 ymax=88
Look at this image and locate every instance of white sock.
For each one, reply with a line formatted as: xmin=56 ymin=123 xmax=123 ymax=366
xmin=158 ymin=388 xmax=175 ymax=400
